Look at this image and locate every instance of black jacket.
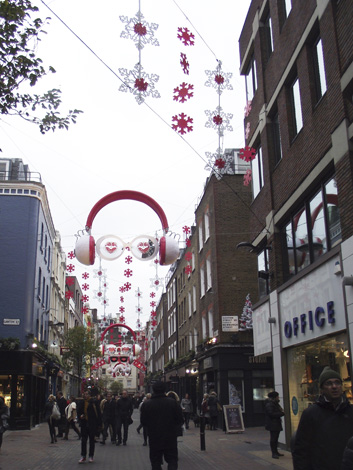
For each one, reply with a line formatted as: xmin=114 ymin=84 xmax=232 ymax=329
xmin=77 ymin=397 xmax=102 ymax=432
xmin=140 ymin=393 xmax=184 ymax=449
xmin=264 ymin=398 xmax=284 ymax=432
xmin=342 ymin=435 xmax=353 ymax=470
xmin=292 ymin=395 xmax=353 ymax=470
xmin=101 ymin=398 xmax=116 ymax=423
xmin=115 ymin=396 xmax=133 ymax=419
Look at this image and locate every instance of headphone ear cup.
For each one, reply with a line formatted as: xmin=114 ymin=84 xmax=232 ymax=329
xmin=159 ymin=236 xmax=179 ymax=266
xmin=75 ymin=234 xmax=96 ymax=266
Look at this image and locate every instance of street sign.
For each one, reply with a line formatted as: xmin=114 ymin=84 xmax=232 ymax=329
xmin=222 ymin=316 xmax=238 ymax=332
xmin=3 ymin=318 xmax=20 ymax=325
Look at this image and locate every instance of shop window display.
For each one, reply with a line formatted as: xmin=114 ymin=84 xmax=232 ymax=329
xmin=287 ymin=334 xmax=351 ymax=433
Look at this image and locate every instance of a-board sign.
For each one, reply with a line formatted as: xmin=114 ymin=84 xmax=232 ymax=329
xmin=223 ymin=404 xmax=245 ymax=433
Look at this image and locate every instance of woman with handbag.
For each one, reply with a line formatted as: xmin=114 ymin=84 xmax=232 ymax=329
xmin=0 ymin=396 xmax=9 ymax=451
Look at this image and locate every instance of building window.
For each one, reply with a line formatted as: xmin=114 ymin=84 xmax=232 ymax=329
xmin=38 ymin=268 xmax=42 ymax=300
xmin=258 ymin=249 xmax=270 ymax=298
xmin=200 ymin=265 xmax=206 ymax=297
xmin=252 ymin=145 xmax=264 ymax=199
xmin=245 ymin=53 xmax=257 ymax=102
xmin=188 ymin=291 xmax=192 ymax=317
xmin=193 ymin=285 xmax=197 ymax=312
xmin=313 ymin=37 xmax=327 ymax=102
xmin=202 ymin=315 xmax=207 ymax=340
xmin=206 ymin=258 xmax=212 ymax=291
xmin=264 ymin=12 xmax=274 ymax=59
xmin=272 ymin=112 xmax=283 ymax=164
xmin=208 ymin=309 xmax=214 ymax=337
xmin=40 ymin=223 xmax=44 ymax=252
xmin=44 ymin=235 xmax=47 ymax=262
xmin=284 ymin=0 xmax=292 ymax=18
xmin=198 ymin=221 xmax=203 ymax=252
xmin=204 ymin=211 xmax=210 ymax=241
xmin=192 ymin=251 xmax=195 ymax=271
xmin=290 ymin=77 xmax=303 ymax=137
xmin=284 ymin=175 xmax=341 ymax=277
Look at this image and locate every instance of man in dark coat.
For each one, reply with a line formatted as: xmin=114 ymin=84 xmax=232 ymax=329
xmin=115 ymin=389 xmax=133 ymax=446
xmin=264 ymin=390 xmax=285 ymax=459
xmin=56 ymin=391 xmax=67 ymax=438
xmin=77 ymin=390 xmax=102 ymax=463
xmin=141 ymin=381 xmax=184 ymax=470
xmin=292 ymin=366 xmax=353 ymax=470
xmin=100 ymin=392 xmax=116 ymax=444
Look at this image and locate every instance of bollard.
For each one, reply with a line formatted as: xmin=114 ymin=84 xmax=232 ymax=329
xmin=200 ymin=415 xmax=206 ymax=451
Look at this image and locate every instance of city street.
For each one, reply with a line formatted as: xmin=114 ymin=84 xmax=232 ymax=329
xmin=0 ymin=410 xmax=293 ymax=470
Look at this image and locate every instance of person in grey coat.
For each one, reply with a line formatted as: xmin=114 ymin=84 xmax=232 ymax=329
xmin=180 ymin=393 xmax=193 ymax=430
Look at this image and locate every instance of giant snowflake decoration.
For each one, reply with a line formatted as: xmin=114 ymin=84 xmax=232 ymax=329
xmin=173 ymin=82 xmax=194 ymax=103
xmin=150 ymin=276 xmax=163 ymax=290
xmin=177 ymin=27 xmax=195 ymax=46
xmin=205 ymin=148 xmax=236 ymax=180
xmin=172 ymin=112 xmax=193 ymax=135
xmin=205 ymin=106 xmax=233 ymax=135
xmin=120 ymin=11 xmax=159 ymax=50
xmin=119 ymin=63 xmax=160 ymax=105
xmin=204 ymin=62 xmax=233 ymax=95
xmin=180 ymin=53 xmax=190 ymax=75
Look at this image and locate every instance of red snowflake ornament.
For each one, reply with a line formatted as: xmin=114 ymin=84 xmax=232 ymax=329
xmin=82 ymin=294 xmax=89 ymax=302
xmin=82 ymin=272 xmax=89 ymax=279
xmin=65 ymin=290 xmax=73 ymax=299
xmin=182 ymin=226 xmax=191 ymax=235
xmin=239 ymin=146 xmax=256 ymax=162
xmin=185 ymin=265 xmax=192 ymax=275
xmin=119 ymin=306 xmax=125 ymax=313
xmin=213 ymin=115 xmax=223 ymax=126
xmin=186 ymin=238 xmax=191 ymax=247
xmin=66 ymin=277 xmax=75 ymax=286
xmin=177 ymin=27 xmax=195 ymax=46
xmin=135 ymin=78 xmax=148 ymax=92
xmin=134 ymin=23 xmax=147 ymax=36
xmin=150 ymin=292 xmax=156 ymax=298
xmin=68 ymin=251 xmax=75 ymax=259
xmin=124 ymin=282 xmax=132 ymax=291
xmin=120 ymin=296 xmax=124 ymax=303
xmin=215 ymin=157 xmax=226 ymax=169
xmin=185 ymin=251 xmax=192 ymax=261
xmin=180 ymin=53 xmax=189 ymax=75
xmin=244 ymin=100 xmax=252 ymax=117
xmin=124 ymin=269 xmax=133 ymax=278
xmin=172 ymin=113 xmax=193 ymax=135
xmin=125 ymin=256 xmax=133 ymax=264
xmin=82 ymin=283 xmax=89 ymax=291
xmin=67 ymin=264 xmax=75 ymax=273
xmin=243 ymin=169 xmax=252 ymax=186
xmin=173 ymin=82 xmax=194 ymax=103
xmin=150 ymin=301 xmax=156 ymax=308
xmin=215 ymin=74 xmax=225 ymax=85
xmin=81 ymin=306 xmax=89 ymax=314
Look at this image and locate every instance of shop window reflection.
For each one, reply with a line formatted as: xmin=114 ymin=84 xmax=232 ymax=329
xmin=0 ymin=375 xmax=12 ymax=408
xmin=287 ymin=334 xmax=351 ymax=434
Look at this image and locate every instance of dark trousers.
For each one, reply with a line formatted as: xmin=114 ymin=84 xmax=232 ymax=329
xmin=183 ymin=412 xmax=191 ymax=429
xmin=116 ymin=416 xmax=129 ymax=443
xmin=65 ymin=419 xmax=80 ymax=438
xmin=102 ymin=420 xmax=116 ymax=442
xmin=149 ymin=444 xmax=178 ymax=470
xmin=80 ymin=423 xmax=96 ymax=458
xmin=270 ymin=430 xmax=280 ymax=455
xmin=47 ymin=417 xmax=56 ymax=442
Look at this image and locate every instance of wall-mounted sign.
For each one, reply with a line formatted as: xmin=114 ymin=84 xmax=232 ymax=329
xmin=3 ymin=318 xmax=20 ymax=325
xmin=222 ymin=316 xmax=238 ymax=332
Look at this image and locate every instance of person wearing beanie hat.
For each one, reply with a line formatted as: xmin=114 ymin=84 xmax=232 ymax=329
xmin=292 ymin=365 xmax=353 ymax=470
xmin=264 ymin=390 xmax=285 ymax=459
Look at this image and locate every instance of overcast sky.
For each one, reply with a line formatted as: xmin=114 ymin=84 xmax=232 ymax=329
xmin=0 ymin=0 xmax=252 ymax=331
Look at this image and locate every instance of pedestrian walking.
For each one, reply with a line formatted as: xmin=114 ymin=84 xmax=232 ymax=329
xmin=292 ymin=366 xmax=353 ymax=470
xmin=77 ymin=389 xmax=102 ymax=463
xmin=56 ymin=391 xmax=67 ymax=438
xmin=138 ymin=393 xmax=151 ymax=446
xmin=207 ymin=391 xmax=220 ymax=430
xmin=0 ymin=396 xmax=10 ymax=451
xmin=180 ymin=393 xmax=193 ymax=430
xmin=166 ymin=391 xmax=184 ymax=437
xmin=201 ymin=393 xmax=210 ymax=429
xmin=264 ymin=391 xmax=285 ymax=459
xmin=141 ymin=381 xmax=184 ymax=470
xmin=44 ymin=394 xmax=58 ymax=444
xmin=115 ymin=389 xmax=133 ymax=446
xmin=64 ymin=396 xmax=81 ymax=440
xmin=100 ymin=392 xmax=116 ymax=445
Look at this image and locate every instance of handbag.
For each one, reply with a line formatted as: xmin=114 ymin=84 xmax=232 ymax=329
xmin=51 ymin=403 xmax=61 ymax=420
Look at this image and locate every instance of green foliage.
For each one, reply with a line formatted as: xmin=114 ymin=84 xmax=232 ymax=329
xmin=62 ymin=326 xmax=101 ymax=379
xmin=109 ymin=380 xmax=123 ymax=396
xmin=0 ymin=336 xmax=20 ymax=350
xmin=0 ymin=0 xmax=82 ymax=132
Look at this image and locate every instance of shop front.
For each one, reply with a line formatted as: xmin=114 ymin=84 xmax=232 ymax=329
xmin=253 ymin=249 xmax=353 ymax=446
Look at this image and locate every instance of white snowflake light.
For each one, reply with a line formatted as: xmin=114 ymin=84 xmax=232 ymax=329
xmin=120 ymin=11 xmax=159 ymax=50
xmin=204 ymin=61 xmax=233 ymax=95
xmin=119 ymin=63 xmax=160 ymax=105
xmin=205 ymin=148 xmax=236 ymax=180
xmin=204 ymin=106 xmax=233 ymax=136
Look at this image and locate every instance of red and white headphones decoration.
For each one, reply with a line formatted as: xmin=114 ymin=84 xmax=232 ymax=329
xmin=75 ymin=190 xmax=180 ymax=267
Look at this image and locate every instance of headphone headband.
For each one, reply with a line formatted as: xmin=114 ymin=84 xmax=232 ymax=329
xmin=85 ymin=190 xmax=170 ymax=233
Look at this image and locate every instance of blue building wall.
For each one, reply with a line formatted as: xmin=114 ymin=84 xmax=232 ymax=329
xmin=0 ymin=194 xmax=53 ymax=348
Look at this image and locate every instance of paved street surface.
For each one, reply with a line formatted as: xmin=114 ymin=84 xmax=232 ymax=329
xmin=0 ymin=410 xmax=293 ymax=469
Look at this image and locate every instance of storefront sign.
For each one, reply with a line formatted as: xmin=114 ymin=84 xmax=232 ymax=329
xmin=284 ymin=301 xmax=335 ymax=338
xmin=3 ymin=318 xmax=20 ymax=325
xmin=280 ymin=256 xmax=345 ymax=347
xmin=222 ymin=316 xmax=238 ymax=332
